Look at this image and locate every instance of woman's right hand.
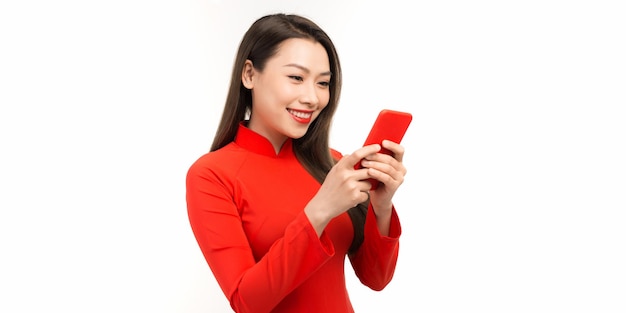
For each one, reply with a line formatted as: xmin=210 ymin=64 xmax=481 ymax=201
xmin=304 ymin=144 xmax=381 ymax=236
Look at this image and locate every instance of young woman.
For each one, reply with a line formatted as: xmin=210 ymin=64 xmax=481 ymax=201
xmin=186 ymin=13 xmax=407 ymax=313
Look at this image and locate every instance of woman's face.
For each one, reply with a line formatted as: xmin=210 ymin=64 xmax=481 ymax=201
xmin=243 ymin=38 xmax=331 ymax=151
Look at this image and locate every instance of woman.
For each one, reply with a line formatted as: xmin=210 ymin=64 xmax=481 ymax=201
xmin=186 ymin=13 xmax=407 ymax=313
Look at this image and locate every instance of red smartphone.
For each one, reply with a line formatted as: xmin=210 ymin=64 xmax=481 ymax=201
xmin=355 ymin=109 xmax=412 ymax=190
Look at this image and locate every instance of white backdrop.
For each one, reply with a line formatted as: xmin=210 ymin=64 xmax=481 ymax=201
xmin=1 ymin=0 xmax=625 ymax=312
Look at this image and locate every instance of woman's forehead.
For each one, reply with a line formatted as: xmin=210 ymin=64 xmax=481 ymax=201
xmin=269 ymin=38 xmax=330 ymax=73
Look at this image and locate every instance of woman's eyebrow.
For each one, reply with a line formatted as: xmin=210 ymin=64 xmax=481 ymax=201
xmin=284 ymin=63 xmax=332 ymax=76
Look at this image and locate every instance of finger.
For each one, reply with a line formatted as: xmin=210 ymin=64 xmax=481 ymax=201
xmin=353 ymin=166 xmax=374 ymax=181
xmin=381 ymin=140 xmax=405 ymax=162
xmin=364 ymin=157 xmax=407 ymax=182
xmin=361 ymin=190 xmax=370 ymax=203
xmin=367 ymin=167 xmax=404 ymax=189
xmin=346 ymin=181 xmax=371 ymax=206
xmin=356 ymin=180 xmax=372 ymax=192
xmin=356 ymin=189 xmax=370 ymax=205
xmin=363 ymin=153 xmax=406 ymax=175
xmin=342 ymin=144 xmax=381 ymax=168
xmin=352 ymin=190 xmax=370 ymax=206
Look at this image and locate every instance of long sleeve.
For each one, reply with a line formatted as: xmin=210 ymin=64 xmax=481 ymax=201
xmin=348 ymin=204 xmax=401 ymax=290
xmin=186 ymin=161 xmax=335 ymax=313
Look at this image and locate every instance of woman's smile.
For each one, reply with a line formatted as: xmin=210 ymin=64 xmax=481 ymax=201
xmin=287 ymin=108 xmax=313 ymax=124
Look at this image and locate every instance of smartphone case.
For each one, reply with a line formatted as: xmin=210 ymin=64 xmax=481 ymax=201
xmin=355 ymin=109 xmax=412 ymax=190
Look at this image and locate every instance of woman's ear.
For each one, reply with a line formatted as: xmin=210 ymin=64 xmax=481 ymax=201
xmin=241 ymin=60 xmax=254 ymax=89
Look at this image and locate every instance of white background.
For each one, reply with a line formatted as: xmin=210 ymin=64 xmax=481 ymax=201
xmin=1 ymin=0 xmax=625 ymax=312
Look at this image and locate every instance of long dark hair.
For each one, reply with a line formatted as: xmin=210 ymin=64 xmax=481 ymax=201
xmin=210 ymin=13 xmax=367 ymax=254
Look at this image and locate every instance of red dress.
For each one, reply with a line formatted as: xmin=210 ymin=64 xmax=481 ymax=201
xmin=186 ymin=123 xmax=401 ymax=313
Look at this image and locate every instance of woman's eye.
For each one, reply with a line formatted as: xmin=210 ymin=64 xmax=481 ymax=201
xmin=289 ymin=75 xmax=304 ymax=82
xmin=318 ymin=81 xmax=330 ymax=87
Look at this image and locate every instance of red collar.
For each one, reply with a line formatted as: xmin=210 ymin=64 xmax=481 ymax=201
xmin=234 ymin=122 xmax=295 ymax=158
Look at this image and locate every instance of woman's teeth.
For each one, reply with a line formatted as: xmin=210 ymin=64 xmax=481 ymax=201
xmin=287 ymin=109 xmax=312 ymax=119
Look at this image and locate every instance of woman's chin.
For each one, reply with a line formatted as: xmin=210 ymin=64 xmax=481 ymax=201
xmin=288 ymin=128 xmax=309 ymax=140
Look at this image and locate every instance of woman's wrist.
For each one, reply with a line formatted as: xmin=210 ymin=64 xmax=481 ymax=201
xmin=372 ymin=200 xmax=393 ymax=214
xmin=304 ymin=200 xmax=332 ymax=237
xmin=371 ymin=201 xmax=393 ymax=236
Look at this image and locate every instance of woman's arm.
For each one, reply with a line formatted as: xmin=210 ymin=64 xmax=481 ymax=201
xmin=348 ymin=203 xmax=401 ymax=290
xmin=186 ymin=159 xmax=334 ymax=313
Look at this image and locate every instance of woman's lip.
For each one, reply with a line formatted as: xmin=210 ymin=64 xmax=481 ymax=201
xmin=287 ymin=108 xmax=313 ymax=123
xmin=287 ymin=108 xmax=314 ymax=113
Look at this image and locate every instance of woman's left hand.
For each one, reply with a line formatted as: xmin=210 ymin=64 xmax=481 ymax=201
xmin=359 ymin=140 xmax=407 ymax=215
